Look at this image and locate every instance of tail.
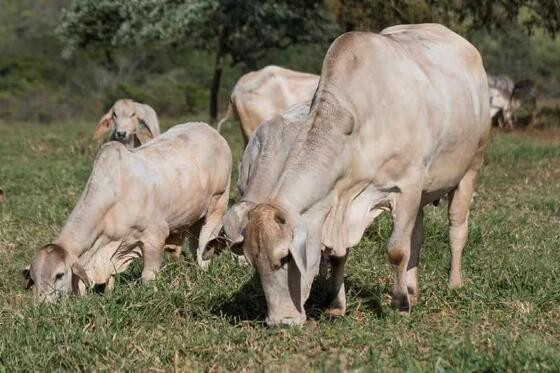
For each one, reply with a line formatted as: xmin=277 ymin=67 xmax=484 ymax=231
xmin=216 ymin=103 xmax=233 ymax=133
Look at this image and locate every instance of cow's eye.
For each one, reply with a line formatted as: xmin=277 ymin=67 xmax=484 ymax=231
xmin=112 ymin=111 xmax=117 ymax=118
xmin=54 ymin=272 xmax=64 ymax=281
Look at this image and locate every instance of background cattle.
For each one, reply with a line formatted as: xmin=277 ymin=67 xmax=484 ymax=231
xmin=94 ymin=99 xmax=161 ymax=148
xmin=488 ymin=75 xmax=537 ymax=129
xmin=216 ymin=66 xmax=319 ymax=142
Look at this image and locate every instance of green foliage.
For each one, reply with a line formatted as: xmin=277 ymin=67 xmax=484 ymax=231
xmin=58 ymin=0 xmax=335 ymax=119
xmin=130 ymin=0 xmax=335 ymax=65
xmin=325 ymin=0 xmax=462 ymax=32
xmin=325 ymin=0 xmax=560 ymax=35
xmin=470 ymin=25 xmax=560 ymax=96
xmin=1 ymin=1 xmax=559 ymax=123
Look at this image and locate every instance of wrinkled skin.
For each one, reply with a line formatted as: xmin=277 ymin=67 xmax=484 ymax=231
xmin=94 ymin=99 xmax=161 ymax=148
xmin=216 ymin=66 xmax=318 ymax=142
xmin=25 ymin=123 xmax=231 ymax=302
xmin=243 ymin=25 xmax=491 ymax=325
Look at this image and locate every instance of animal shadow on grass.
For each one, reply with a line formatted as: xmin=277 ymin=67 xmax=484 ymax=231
xmin=211 ymin=272 xmax=386 ymax=325
xmin=344 ymin=277 xmax=386 ymax=319
xmin=211 ymin=273 xmax=267 ymax=325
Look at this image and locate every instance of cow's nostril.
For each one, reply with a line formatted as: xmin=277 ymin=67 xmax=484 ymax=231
xmin=116 ymin=131 xmax=126 ymax=139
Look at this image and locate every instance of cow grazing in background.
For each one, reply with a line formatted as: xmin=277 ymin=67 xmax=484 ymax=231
xmin=94 ymin=99 xmax=161 ymax=148
xmin=488 ymin=75 xmax=518 ymax=129
xmin=217 ymin=66 xmax=319 ymax=142
xmin=241 ymin=25 xmax=491 ymax=326
xmin=0 ymin=188 xmax=4 ymax=203
xmin=24 ymin=123 xmax=231 ymax=302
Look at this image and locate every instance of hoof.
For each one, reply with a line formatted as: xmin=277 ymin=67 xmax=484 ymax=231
xmin=407 ymin=287 xmax=419 ymax=306
xmin=391 ymin=293 xmax=411 ymax=313
xmin=197 ymin=257 xmax=210 ymax=270
xmin=141 ymin=271 xmax=157 ymax=282
xmin=448 ymin=278 xmax=464 ymax=289
xmin=325 ymin=307 xmax=346 ymax=318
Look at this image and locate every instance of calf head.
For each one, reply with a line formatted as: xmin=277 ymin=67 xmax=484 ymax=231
xmin=94 ymin=99 xmax=154 ymax=147
xmin=23 ymin=244 xmax=84 ymax=302
xmin=243 ymin=203 xmax=315 ymax=326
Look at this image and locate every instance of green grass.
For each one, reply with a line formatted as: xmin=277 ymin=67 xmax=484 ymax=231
xmin=0 ymin=120 xmax=559 ymax=371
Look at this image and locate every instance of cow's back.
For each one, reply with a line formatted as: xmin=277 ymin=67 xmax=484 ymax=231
xmin=232 ymin=66 xmax=319 ymax=136
xmin=322 ymin=25 xmax=489 ymax=191
xmin=381 ymin=24 xmax=490 ymax=190
xmin=272 ymin=25 xmax=490 ymax=210
xmin=124 ymin=123 xmax=231 ymax=227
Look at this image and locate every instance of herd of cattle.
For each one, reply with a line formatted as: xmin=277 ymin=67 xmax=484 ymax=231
xmin=9 ymin=24 xmax=512 ymax=325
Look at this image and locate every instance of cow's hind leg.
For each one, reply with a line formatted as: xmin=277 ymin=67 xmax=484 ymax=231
xmin=388 ymin=190 xmax=422 ymax=314
xmin=447 ymin=169 xmax=477 ymax=289
xmin=197 ymin=187 xmax=230 ymax=268
xmin=325 ymin=252 xmax=348 ymax=317
xmin=406 ymin=209 xmax=424 ymax=306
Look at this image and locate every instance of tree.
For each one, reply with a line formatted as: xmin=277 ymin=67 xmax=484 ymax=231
xmin=59 ymin=0 xmax=334 ymax=121
xmin=324 ymin=0 xmax=560 ymax=35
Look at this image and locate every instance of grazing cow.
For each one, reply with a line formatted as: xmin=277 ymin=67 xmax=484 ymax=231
xmin=94 ymin=99 xmax=161 ymax=148
xmin=242 ymin=24 xmax=491 ymax=326
xmin=24 ymin=123 xmax=231 ymax=302
xmin=488 ymin=75 xmax=518 ymax=130
xmin=0 ymin=188 xmax=4 ymax=203
xmin=217 ymin=66 xmax=319 ymax=142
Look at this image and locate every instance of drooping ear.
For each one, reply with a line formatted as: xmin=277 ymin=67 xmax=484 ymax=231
xmin=94 ymin=109 xmax=114 ymax=139
xmin=289 ymin=223 xmax=308 ymax=275
xmin=21 ymin=266 xmax=33 ymax=289
xmin=135 ymin=119 xmax=154 ymax=145
xmin=238 ymin=134 xmax=261 ymax=194
xmin=222 ymin=202 xmax=255 ymax=250
xmin=71 ymin=262 xmax=91 ymax=289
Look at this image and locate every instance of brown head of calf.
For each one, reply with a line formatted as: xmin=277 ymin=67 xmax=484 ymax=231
xmin=22 ymin=244 xmax=88 ymax=302
xmin=243 ymin=203 xmax=311 ymax=326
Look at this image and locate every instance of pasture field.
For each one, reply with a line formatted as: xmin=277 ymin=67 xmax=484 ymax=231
xmin=0 ymin=119 xmax=559 ymax=372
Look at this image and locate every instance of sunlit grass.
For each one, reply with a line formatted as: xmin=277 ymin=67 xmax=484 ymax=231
xmin=0 ymin=120 xmax=559 ymax=371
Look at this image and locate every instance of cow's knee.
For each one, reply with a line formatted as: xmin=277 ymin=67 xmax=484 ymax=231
xmin=388 ymin=244 xmax=407 ymax=268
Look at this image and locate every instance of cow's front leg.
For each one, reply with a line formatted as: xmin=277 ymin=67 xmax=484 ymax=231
xmin=140 ymin=228 xmax=168 ymax=282
xmin=388 ymin=190 xmax=421 ymax=314
xmin=325 ymin=252 xmax=348 ymax=317
xmin=406 ymin=209 xmax=424 ymax=306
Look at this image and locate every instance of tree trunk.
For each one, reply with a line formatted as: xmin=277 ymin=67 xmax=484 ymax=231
xmin=210 ymin=51 xmax=224 ymax=123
